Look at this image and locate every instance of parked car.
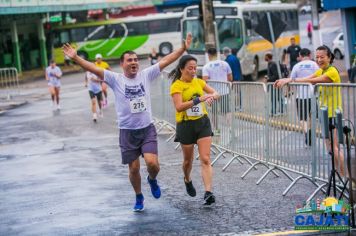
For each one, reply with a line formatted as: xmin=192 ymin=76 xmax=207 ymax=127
xmin=332 ymin=33 xmax=344 ymax=60
xmin=299 ymin=5 xmax=311 ymax=15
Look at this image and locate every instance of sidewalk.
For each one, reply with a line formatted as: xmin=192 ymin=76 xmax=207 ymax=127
xmin=0 ymin=65 xmax=83 ymax=113
xmin=18 ymin=64 xmax=82 ymax=84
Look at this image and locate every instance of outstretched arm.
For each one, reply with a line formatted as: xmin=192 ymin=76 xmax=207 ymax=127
xmin=62 ymin=43 xmax=104 ymax=79
xmin=158 ymin=33 xmax=192 ymax=71
xmin=274 ymin=73 xmax=319 ymax=88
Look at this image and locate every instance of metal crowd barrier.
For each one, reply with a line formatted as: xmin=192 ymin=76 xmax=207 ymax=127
xmin=152 ymin=73 xmax=356 ymax=199
xmin=0 ymin=68 xmax=19 ymax=100
xmin=151 ymin=71 xmax=176 ymax=141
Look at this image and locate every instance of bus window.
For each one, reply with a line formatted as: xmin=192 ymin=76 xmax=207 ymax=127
xmin=183 ymin=20 xmax=204 ymax=51
xmin=111 ymin=23 xmax=127 ymax=37
xmin=148 ymin=20 xmax=162 ymax=34
xmin=53 ymin=30 xmax=70 ymax=47
xmin=217 ymin=18 xmax=243 ymax=51
xmin=70 ymin=28 xmax=87 ymax=42
xmin=286 ymin=10 xmax=298 ymax=31
xmin=126 ymin=22 xmax=149 ymax=36
xmin=86 ymin=25 xmax=119 ymax=41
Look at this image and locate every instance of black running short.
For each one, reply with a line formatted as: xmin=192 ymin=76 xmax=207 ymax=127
xmin=174 ymin=115 xmax=213 ymax=145
xmin=89 ymin=91 xmax=103 ymax=101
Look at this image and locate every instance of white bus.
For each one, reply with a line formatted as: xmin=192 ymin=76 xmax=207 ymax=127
xmin=51 ymin=12 xmax=183 ymax=64
xmin=182 ymin=2 xmax=299 ymax=80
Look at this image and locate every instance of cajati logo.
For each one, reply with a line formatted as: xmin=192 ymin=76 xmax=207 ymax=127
xmin=294 ymin=197 xmax=350 ymax=230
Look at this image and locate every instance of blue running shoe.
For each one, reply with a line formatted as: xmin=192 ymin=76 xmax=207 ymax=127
xmin=133 ymin=194 xmax=144 ymax=212
xmin=147 ymin=175 xmax=161 ymax=199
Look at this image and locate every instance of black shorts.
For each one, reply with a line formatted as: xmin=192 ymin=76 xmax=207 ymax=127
xmin=212 ymin=94 xmax=230 ymax=114
xmin=89 ymin=91 xmax=103 ymax=101
xmin=174 ymin=115 xmax=213 ymax=145
xmin=296 ymin=98 xmax=311 ymax=121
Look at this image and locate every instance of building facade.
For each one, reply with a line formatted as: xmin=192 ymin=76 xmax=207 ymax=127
xmin=323 ymin=0 xmax=356 ymax=69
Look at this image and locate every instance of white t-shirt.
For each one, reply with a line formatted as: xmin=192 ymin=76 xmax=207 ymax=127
xmin=46 ymin=66 xmax=62 ymax=85
xmin=202 ymin=60 xmax=232 ymax=95
xmin=104 ymin=63 xmax=160 ymax=129
xmin=86 ymin=72 xmax=102 ymax=94
xmin=290 ymin=59 xmax=319 ymax=99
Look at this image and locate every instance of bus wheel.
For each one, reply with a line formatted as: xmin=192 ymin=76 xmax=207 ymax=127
xmin=251 ymin=57 xmax=259 ymax=81
xmin=159 ymin=42 xmax=173 ymax=56
xmin=77 ymin=51 xmax=88 ymax=60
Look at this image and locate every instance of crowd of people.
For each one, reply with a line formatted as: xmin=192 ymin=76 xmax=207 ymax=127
xmin=43 ymin=32 xmax=347 ymax=212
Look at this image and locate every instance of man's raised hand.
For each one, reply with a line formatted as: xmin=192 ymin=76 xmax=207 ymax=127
xmin=183 ymin=33 xmax=192 ymax=50
xmin=62 ymin=43 xmax=77 ymax=59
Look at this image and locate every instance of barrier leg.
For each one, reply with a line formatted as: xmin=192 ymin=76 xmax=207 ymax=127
xmin=211 ymin=150 xmax=227 ymax=166
xmin=307 ymin=183 xmax=328 ymax=202
xmin=241 ymin=162 xmax=265 ymax=179
xmin=256 ymin=166 xmax=280 ymax=185
xmin=165 ymin=133 xmax=176 ymax=142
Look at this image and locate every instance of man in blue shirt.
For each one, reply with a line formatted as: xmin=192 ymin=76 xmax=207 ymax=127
xmin=223 ymin=47 xmax=242 ymax=81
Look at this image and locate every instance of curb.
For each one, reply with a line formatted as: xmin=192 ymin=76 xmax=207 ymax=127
xmin=0 ymin=100 xmax=28 ymax=115
xmin=18 ymin=67 xmax=83 ymax=85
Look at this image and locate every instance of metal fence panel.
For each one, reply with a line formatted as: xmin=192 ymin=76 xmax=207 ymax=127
xmin=0 ymin=67 xmax=19 ymax=100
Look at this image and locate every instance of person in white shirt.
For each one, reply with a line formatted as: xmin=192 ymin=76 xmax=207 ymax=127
xmin=85 ymin=69 xmax=103 ymax=122
xmin=45 ymin=60 xmax=62 ymax=110
xmin=63 ymin=33 xmax=192 ymax=212
xmin=290 ymin=48 xmax=319 ymax=146
xmin=202 ymin=47 xmax=232 ymax=134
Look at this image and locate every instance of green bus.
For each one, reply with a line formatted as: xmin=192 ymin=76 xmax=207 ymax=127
xmin=50 ymin=12 xmax=182 ymax=63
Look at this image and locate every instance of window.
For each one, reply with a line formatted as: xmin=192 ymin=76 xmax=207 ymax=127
xmin=183 ymin=20 xmax=205 ymax=51
xmin=53 ymin=30 xmax=70 ymax=47
xmin=126 ymin=21 xmax=149 ymax=36
xmin=70 ymin=28 xmax=87 ymax=42
xmin=146 ymin=18 xmax=180 ymax=34
xmin=217 ymin=18 xmax=243 ymax=50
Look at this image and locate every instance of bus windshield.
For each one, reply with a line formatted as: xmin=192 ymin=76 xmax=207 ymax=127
xmin=183 ymin=18 xmax=243 ymax=52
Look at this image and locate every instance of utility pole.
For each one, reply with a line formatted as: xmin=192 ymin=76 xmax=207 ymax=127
xmin=201 ymin=0 xmax=217 ymax=51
xmin=311 ymin=0 xmax=322 ymax=51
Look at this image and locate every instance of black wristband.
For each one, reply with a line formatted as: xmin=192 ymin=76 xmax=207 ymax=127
xmin=193 ymin=97 xmax=200 ymax=106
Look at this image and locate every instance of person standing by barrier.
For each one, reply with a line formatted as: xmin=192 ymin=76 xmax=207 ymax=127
xmin=95 ymin=54 xmax=112 ymax=108
xmin=264 ymin=52 xmax=284 ymax=116
xmin=274 ymin=45 xmax=345 ymax=177
xmin=45 ymin=60 xmax=62 ymax=110
xmin=63 ymin=33 xmax=193 ymax=212
xmin=202 ymin=47 xmax=232 ymax=134
xmin=290 ymin=48 xmax=319 ymax=146
xmin=286 ymin=37 xmax=301 ymax=71
xmin=223 ymin=47 xmax=242 ymax=82
xmin=85 ymin=69 xmax=103 ymax=122
xmin=169 ymin=54 xmax=219 ymax=206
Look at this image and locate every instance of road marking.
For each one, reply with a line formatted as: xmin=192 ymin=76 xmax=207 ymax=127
xmin=255 ymin=230 xmax=319 ymax=236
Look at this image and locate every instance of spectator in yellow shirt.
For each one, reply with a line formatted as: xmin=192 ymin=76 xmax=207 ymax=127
xmin=274 ymin=45 xmax=345 ymax=178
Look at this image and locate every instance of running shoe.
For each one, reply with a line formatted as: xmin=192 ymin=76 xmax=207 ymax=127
xmin=92 ymin=113 xmax=97 ymax=122
xmin=203 ymin=191 xmax=216 ymax=206
xmin=184 ymin=178 xmax=196 ymax=197
xmin=57 ymin=104 xmax=61 ymax=110
xmin=147 ymin=175 xmax=161 ymax=199
xmin=99 ymin=110 xmax=103 ymax=118
xmin=133 ymin=194 xmax=144 ymax=212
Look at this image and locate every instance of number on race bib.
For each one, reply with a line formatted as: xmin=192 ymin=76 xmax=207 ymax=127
xmin=129 ymin=97 xmax=147 ymax=113
xmin=186 ymin=103 xmax=203 ymax=117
